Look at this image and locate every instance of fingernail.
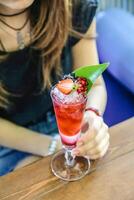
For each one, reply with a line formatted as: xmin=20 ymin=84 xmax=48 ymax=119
xmin=81 ymin=123 xmax=89 ymax=132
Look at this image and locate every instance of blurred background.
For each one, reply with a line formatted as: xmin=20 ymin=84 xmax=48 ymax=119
xmin=96 ymin=0 xmax=134 ymax=126
xmin=99 ymin=0 xmax=134 ymax=13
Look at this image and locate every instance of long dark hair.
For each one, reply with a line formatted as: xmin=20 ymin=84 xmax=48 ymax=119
xmin=0 ymin=0 xmax=72 ymax=108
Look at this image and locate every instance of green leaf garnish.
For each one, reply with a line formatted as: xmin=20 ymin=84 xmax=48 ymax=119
xmin=72 ymin=63 xmax=109 ymax=92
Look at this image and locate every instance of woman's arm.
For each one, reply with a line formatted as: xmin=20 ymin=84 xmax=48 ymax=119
xmin=0 ymin=118 xmax=51 ymax=156
xmin=72 ymin=20 xmax=107 ymax=115
xmin=71 ymin=20 xmax=109 ymax=159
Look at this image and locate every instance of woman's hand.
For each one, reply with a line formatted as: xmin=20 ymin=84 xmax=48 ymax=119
xmin=73 ymin=111 xmax=110 ymax=159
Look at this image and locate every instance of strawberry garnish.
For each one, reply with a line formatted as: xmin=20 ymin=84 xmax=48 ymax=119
xmin=57 ymin=79 xmax=74 ymax=94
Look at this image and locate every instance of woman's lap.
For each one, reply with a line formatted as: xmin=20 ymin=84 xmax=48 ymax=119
xmin=0 ymin=150 xmax=30 ymax=176
xmin=0 ymin=112 xmax=58 ymax=176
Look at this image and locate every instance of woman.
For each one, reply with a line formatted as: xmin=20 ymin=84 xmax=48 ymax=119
xmin=0 ymin=0 xmax=109 ymax=176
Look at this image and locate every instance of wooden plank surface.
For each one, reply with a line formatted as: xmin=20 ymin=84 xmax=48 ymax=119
xmin=0 ymin=117 xmax=134 ymax=200
xmin=38 ymin=151 xmax=134 ymax=200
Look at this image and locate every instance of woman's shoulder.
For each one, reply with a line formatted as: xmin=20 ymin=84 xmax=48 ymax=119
xmin=72 ymin=0 xmax=98 ymax=33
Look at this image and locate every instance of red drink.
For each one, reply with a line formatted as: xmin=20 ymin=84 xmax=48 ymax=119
xmin=51 ymin=88 xmax=87 ymax=147
xmin=50 ymin=64 xmax=108 ymax=181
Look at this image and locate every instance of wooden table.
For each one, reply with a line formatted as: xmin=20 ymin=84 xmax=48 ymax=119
xmin=0 ymin=117 xmax=134 ymax=200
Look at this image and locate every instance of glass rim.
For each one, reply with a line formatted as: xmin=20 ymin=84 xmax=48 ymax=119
xmin=50 ymin=85 xmax=87 ymax=105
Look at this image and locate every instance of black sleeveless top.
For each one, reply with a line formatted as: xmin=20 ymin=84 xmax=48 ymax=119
xmin=0 ymin=0 xmax=98 ymax=126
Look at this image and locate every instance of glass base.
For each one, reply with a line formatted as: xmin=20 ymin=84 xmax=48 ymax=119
xmin=51 ymin=149 xmax=90 ymax=181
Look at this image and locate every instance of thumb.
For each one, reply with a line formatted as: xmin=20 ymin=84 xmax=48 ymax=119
xmin=81 ymin=111 xmax=94 ymax=133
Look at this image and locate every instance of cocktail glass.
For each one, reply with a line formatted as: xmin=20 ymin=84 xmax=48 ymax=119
xmin=50 ymin=86 xmax=90 ymax=181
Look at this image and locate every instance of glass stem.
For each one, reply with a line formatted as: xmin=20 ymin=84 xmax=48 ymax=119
xmin=64 ymin=147 xmax=75 ymax=167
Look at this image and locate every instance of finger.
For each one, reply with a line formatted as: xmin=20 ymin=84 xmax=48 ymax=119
xmin=82 ymin=111 xmax=94 ymax=125
xmin=81 ymin=113 xmax=103 ymax=134
xmin=77 ymin=128 xmax=95 ymax=147
xmin=95 ymin=124 xmax=109 ymax=143
xmin=93 ymin=116 xmax=104 ymax=132
xmin=89 ymin=141 xmax=110 ymax=160
xmin=79 ymin=132 xmax=109 ymax=156
xmin=100 ymin=140 xmax=110 ymax=157
xmin=75 ymin=139 xmax=97 ymax=156
xmin=77 ymin=123 xmax=109 ymax=150
xmin=78 ymin=118 xmax=103 ymax=145
xmin=86 ymin=133 xmax=109 ymax=156
xmin=75 ymin=132 xmax=109 ymax=157
xmin=81 ymin=122 xmax=89 ymax=133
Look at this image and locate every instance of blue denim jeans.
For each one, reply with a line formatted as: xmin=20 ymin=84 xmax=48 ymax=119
xmin=0 ymin=112 xmax=58 ymax=176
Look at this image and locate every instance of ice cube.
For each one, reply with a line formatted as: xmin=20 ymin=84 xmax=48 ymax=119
xmin=52 ymin=87 xmax=86 ymax=104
